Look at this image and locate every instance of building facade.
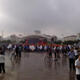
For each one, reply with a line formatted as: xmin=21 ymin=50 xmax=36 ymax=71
xmin=77 ymin=33 xmax=80 ymax=40
xmin=63 ymin=35 xmax=77 ymax=41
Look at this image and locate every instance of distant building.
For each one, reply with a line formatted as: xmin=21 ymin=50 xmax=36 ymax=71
xmin=23 ymin=35 xmax=48 ymax=45
xmin=63 ymin=35 xmax=77 ymax=41
xmin=34 ymin=30 xmax=41 ymax=35
xmin=22 ymin=34 xmax=58 ymax=45
xmin=42 ymin=34 xmax=58 ymax=42
xmin=5 ymin=35 xmax=22 ymax=43
xmin=77 ymin=33 xmax=80 ymax=40
xmin=42 ymin=34 xmax=52 ymax=41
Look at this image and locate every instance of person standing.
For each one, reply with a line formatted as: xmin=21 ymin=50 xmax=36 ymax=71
xmin=47 ymin=46 xmax=52 ymax=58
xmin=68 ymin=49 xmax=75 ymax=71
xmin=18 ymin=45 xmax=23 ymax=58
xmin=54 ymin=47 xmax=57 ymax=59
xmin=15 ymin=45 xmax=19 ymax=58
xmin=75 ymin=54 xmax=80 ymax=80
xmin=2 ymin=45 xmax=6 ymax=55
xmin=0 ymin=47 xmax=5 ymax=74
xmin=74 ymin=48 xmax=78 ymax=60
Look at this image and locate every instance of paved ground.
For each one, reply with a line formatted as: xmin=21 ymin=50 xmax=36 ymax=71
xmin=0 ymin=52 xmax=76 ymax=80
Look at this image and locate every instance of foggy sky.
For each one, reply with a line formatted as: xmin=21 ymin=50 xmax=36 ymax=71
xmin=0 ymin=0 xmax=80 ymax=37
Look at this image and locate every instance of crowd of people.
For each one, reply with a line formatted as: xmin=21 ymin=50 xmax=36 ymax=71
xmin=0 ymin=43 xmax=80 ymax=80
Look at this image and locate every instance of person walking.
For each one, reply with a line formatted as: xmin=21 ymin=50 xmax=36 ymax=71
xmin=75 ymin=54 xmax=80 ymax=80
xmin=0 ymin=47 xmax=5 ymax=74
xmin=68 ymin=49 xmax=75 ymax=71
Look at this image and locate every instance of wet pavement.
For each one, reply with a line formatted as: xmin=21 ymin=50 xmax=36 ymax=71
xmin=0 ymin=52 xmax=76 ymax=80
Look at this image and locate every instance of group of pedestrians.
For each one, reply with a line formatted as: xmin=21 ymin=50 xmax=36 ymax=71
xmin=46 ymin=44 xmax=80 ymax=80
xmin=63 ymin=46 xmax=80 ymax=80
xmin=54 ymin=46 xmax=80 ymax=80
xmin=15 ymin=45 xmax=23 ymax=59
xmin=0 ymin=44 xmax=23 ymax=75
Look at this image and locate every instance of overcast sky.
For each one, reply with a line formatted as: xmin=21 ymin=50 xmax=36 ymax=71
xmin=0 ymin=0 xmax=80 ymax=37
